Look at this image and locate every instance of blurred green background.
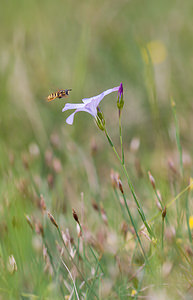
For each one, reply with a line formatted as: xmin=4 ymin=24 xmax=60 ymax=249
xmin=1 ymin=0 xmax=193 ymax=149
xmin=1 ymin=0 xmax=193 ymax=299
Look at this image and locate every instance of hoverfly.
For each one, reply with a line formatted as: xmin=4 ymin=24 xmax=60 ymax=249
xmin=47 ymin=89 xmax=72 ymax=102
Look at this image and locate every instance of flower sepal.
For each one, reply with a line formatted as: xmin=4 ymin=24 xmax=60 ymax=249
xmin=95 ymin=107 xmax=105 ymax=131
xmin=117 ymin=94 xmax=124 ymax=110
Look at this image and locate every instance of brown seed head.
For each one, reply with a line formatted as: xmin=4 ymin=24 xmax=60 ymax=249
xmin=92 ymin=201 xmax=99 ymax=211
xmin=162 ymin=206 xmax=167 ymax=219
xmin=101 ymin=207 xmax=108 ymax=225
xmin=40 ymin=194 xmax=46 ymax=212
xmin=47 ymin=212 xmax=58 ymax=228
xmin=47 ymin=174 xmax=54 ymax=189
xmin=148 ymin=171 xmax=156 ymax=190
xmin=110 ymin=169 xmax=120 ymax=189
xmin=72 ymin=209 xmax=80 ymax=225
xmin=35 ymin=221 xmax=44 ymax=236
xmin=118 ymin=179 xmax=124 ymax=194
xmin=25 ymin=214 xmax=34 ymax=230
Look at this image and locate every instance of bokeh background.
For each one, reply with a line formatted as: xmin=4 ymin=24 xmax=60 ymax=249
xmin=1 ymin=0 xmax=193 ymax=299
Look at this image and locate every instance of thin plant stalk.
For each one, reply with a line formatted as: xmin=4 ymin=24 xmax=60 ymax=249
xmin=42 ymin=238 xmax=65 ymax=297
xmin=134 ymin=267 xmax=145 ymax=300
xmin=104 ymin=127 xmax=154 ymax=238
xmin=121 ymin=187 xmax=147 ymax=262
xmin=147 ymin=181 xmax=192 ymax=225
xmin=171 ymin=98 xmax=183 ymax=177
xmin=61 ymin=258 xmax=80 ymax=300
xmin=119 ymin=111 xmax=124 ymax=164
xmin=56 ymin=227 xmax=99 ymax=300
xmin=114 ymin=188 xmax=129 ymax=222
xmin=78 ymin=223 xmax=104 ymax=275
xmin=77 ymin=236 xmax=80 ymax=265
xmin=161 ymin=218 xmax=164 ymax=252
xmin=155 ymin=189 xmax=163 ymax=210
xmin=185 ymin=189 xmax=192 ymax=244
xmin=114 ymin=186 xmax=148 ymax=265
xmin=86 ymin=259 xmax=100 ymax=300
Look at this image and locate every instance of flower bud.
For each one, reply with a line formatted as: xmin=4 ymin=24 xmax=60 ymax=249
xmin=117 ymin=83 xmax=124 ymax=113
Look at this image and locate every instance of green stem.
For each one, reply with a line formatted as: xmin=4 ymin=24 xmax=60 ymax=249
xmin=155 ymin=189 xmax=163 ymax=210
xmin=121 ymin=190 xmax=147 ymax=260
xmin=134 ymin=267 xmax=145 ymax=300
xmin=161 ymin=217 xmax=164 ymax=252
xmin=78 ymin=223 xmax=104 ymax=274
xmin=185 ymin=190 xmax=192 ymax=244
xmin=104 ymin=128 xmax=154 ymax=238
xmin=171 ymin=99 xmax=183 ymax=177
xmin=119 ymin=112 xmax=124 ymax=164
xmin=86 ymin=258 xmax=100 ymax=299
xmin=42 ymin=238 xmax=65 ymax=297
xmin=114 ymin=188 xmax=129 ymax=222
xmin=57 ymin=227 xmax=99 ymax=300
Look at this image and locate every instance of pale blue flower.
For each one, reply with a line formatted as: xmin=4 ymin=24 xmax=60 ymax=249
xmin=62 ymin=86 xmax=120 ymax=125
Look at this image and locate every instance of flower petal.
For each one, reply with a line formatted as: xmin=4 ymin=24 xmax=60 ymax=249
xmin=65 ymin=107 xmax=96 ymax=125
xmin=82 ymin=86 xmax=120 ymax=106
xmin=118 ymin=83 xmax=123 ymax=99
xmin=66 ymin=111 xmax=76 ymax=125
xmin=62 ymin=103 xmax=85 ymax=112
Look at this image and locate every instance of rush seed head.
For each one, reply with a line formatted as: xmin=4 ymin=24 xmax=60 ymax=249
xmin=47 ymin=212 xmax=58 ymax=228
xmin=72 ymin=208 xmax=80 ymax=225
xmin=148 ymin=171 xmax=156 ymax=190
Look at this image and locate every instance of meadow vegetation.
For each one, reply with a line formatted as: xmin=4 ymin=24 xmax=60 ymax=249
xmin=1 ymin=0 xmax=193 ymax=299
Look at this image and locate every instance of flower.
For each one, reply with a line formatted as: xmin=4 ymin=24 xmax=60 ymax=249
xmin=62 ymin=85 xmax=120 ymax=125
